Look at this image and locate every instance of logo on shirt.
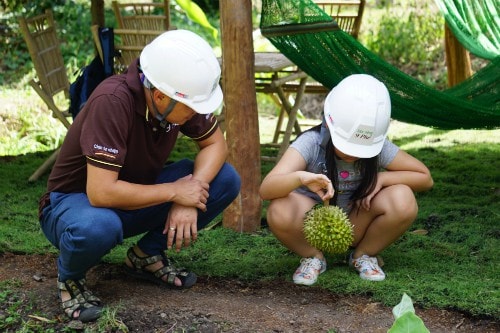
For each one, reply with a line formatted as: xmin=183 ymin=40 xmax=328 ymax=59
xmin=93 ymin=143 xmax=118 ymax=160
xmin=340 ymin=170 xmax=350 ymax=179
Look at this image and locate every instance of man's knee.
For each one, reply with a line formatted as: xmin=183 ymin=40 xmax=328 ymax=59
xmin=73 ymin=210 xmax=123 ymax=246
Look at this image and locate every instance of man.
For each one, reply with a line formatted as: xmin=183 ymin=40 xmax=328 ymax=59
xmin=38 ymin=29 xmax=241 ymax=322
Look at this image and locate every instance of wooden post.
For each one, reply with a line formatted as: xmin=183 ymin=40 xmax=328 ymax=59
xmin=220 ymin=0 xmax=262 ymax=232
xmin=90 ymin=0 xmax=105 ymax=27
xmin=444 ymin=23 xmax=472 ymax=87
xmin=90 ymin=0 xmax=105 ymax=58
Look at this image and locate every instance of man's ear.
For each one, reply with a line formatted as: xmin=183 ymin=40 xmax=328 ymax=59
xmin=153 ymin=89 xmax=166 ymax=102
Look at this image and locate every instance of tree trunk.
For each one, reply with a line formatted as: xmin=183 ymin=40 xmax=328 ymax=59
xmin=220 ymin=0 xmax=261 ymax=232
xmin=444 ymin=23 xmax=472 ymax=87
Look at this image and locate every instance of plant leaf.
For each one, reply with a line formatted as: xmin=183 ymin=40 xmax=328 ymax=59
xmin=174 ymin=0 xmax=218 ymax=40
xmin=388 ymin=311 xmax=430 ymax=333
xmin=392 ymin=293 xmax=415 ymax=320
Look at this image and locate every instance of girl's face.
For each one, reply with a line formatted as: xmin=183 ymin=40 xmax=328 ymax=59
xmin=334 ymin=147 xmax=360 ymax=163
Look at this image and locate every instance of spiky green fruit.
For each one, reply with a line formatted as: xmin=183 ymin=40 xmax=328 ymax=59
xmin=303 ymin=205 xmax=354 ymax=254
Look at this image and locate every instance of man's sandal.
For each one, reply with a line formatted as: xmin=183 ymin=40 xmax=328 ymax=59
xmin=124 ymin=247 xmax=197 ymax=289
xmin=57 ymin=278 xmax=103 ymax=322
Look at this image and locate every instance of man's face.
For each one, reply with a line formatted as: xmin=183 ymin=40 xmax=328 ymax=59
xmin=164 ymin=99 xmax=197 ymax=125
xmin=154 ymin=91 xmax=197 ymax=125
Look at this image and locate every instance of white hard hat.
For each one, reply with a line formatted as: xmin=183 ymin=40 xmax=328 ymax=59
xmin=140 ymin=29 xmax=222 ymax=114
xmin=323 ymin=74 xmax=391 ymax=158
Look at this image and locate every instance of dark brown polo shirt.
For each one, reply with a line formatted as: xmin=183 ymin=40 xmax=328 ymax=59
xmin=39 ymin=59 xmax=218 ymax=215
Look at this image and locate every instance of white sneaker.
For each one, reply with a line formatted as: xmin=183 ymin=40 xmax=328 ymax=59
xmin=350 ymin=254 xmax=385 ymax=281
xmin=293 ymin=257 xmax=327 ymax=286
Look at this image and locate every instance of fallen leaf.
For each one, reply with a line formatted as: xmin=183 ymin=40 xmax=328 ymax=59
xmin=28 ymin=315 xmax=51 ymax=322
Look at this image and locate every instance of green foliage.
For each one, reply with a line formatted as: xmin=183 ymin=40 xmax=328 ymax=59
xmin=96 ymin=305 xmax=129 ymax=333
xmin=0 ymin=152 xmax=53 ymax=254
xmin=0 ymin=291 xmax=22 ymax=330
xmin=0 ymin=90 xmax=66 ymax=155
xmin=0 ymin=0 xmax=220 ymax=87
xmin=389 ymin=312 xmax=429 ymax=333
xmin=1 ymin=122 xmax=498 ymax=319
xmin=363 ymin=0 xmax=447 ymax=88
xmin=1 ymin=1 xmax=499 ymax=329
xmin=171 ymin=227 xmax=294 ymax=279
xmin=0 ymin=280 xmax=64 ymax=332
xmin=176 ymin=0 xmax=219 ymax=41
xmin=0 ymin=1 xmax=97 ymax=87
xmin=389 ymin=293 xmax=429 ymax=333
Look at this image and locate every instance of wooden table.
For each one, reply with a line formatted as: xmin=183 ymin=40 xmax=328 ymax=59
xmin=254 ymin=52 xmax=310 ymax=161
xmin=219 ymin=52 xmax=327 ymax=162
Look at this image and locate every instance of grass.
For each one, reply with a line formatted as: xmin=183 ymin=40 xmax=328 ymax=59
xmin=1 ymin=93 xmax=499 ymax=319
xmin=1 ymin=1 xmax=499 ymax=328
xmin=0 ymin=89 xmax=67 ymax=156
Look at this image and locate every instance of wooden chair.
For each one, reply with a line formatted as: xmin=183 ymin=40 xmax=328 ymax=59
xmin=91 ymin=25 xmax=162 ymax=73
xmin=19 ymin=9 xmax=72 ymax=181
xmin=314 ymin=0 xmax=366 ymax=39
xmin=112 ymin=0 xmax=173 ymax=31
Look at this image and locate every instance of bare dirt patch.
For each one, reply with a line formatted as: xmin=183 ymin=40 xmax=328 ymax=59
xmin=0 ymin=252 xmax=498 ymax=332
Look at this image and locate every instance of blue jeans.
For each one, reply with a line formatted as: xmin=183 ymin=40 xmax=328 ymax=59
xmin=40 ymin=159 xmax=240 ymax=281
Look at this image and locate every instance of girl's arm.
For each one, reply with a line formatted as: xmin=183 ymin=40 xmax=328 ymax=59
xmin=381 ymin=150 xmax=434 ymax=192
xmin=259 ymin=148 xmax=334 ymax=201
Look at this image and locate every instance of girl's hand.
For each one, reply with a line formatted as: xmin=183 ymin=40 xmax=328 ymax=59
xmin=301 ymin=172 xmax=334 ymax=202
xmin=358 ymin=172 xmax=384 ymax=210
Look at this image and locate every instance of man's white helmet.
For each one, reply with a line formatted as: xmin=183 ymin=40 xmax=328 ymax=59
xmin=140 ymin=29 xmax=222 ymax=114
xmin=323 ymin=74 xmax=391 ymax=158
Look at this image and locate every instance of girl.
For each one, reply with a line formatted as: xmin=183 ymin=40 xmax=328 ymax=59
xmin=259 ymin=74 xmax=433 ymax=285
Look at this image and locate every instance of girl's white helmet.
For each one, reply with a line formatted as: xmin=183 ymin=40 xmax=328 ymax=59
xmin=140 ymin=29 xmax=222 ymax=114
xmin=323 ymin=74 xmax=391 ymax=158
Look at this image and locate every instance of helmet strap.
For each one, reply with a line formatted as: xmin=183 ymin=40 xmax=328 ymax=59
xmin=149 ymin=89 xmax=178 ymax=128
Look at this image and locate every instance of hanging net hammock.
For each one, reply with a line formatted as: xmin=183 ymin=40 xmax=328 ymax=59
xmin=435 ymin=0 xmax=499 ymax=60
xmin=260 ymin=0 xmax=499 ymax=130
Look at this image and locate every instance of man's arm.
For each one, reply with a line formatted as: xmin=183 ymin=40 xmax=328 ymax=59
xmin=85 ymin=127 xmax=227 ymax=211
xmin=86 ymin=164 xmax=209 ymax=211
xmin=192 ymin=127 xmax=228 ymax=183
xmin=167 ymin=126 xmax=228 ymax=251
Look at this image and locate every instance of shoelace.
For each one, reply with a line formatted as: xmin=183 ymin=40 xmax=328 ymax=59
xmin=355 ymin=256 xmax=379 ymax=271
xmin=298 ymin=259 xmax=322 ymax=273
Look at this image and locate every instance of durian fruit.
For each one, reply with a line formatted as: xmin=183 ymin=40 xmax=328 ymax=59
xmin=303 ymin=205 xmax=354 ymax=254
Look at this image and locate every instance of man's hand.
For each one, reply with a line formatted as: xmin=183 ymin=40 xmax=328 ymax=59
xmin=164 ymin=204 xmax=198 ymax=252
xmin=172 ymin=174 xmax=209 ymax=211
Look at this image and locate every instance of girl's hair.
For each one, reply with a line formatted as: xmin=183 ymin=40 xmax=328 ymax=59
xmin=307 ymin=125 xmax=379 ymax=212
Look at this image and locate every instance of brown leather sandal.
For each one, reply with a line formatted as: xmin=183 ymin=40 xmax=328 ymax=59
xmin=58 ymin=278 xmax=102 ymax=322
xmin=124 ymin=246 xmax=197 ymax=289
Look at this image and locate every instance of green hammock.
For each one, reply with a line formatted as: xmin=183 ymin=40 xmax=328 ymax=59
xmin=435 ymin=0 xmax=499 ymax=60
xmin=260 ymin=0 xmax=500 ymax=130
